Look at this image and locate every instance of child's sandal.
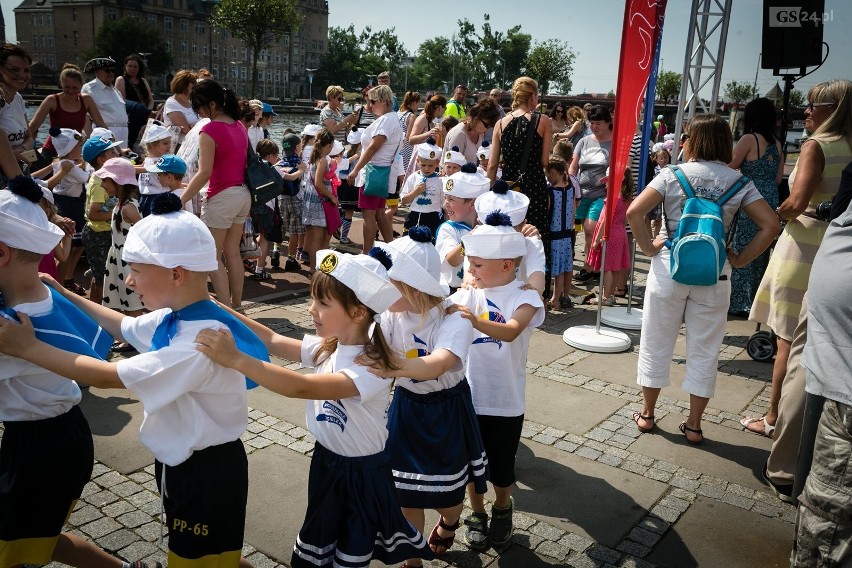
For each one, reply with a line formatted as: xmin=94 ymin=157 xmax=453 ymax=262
xmin=429 ymin=516 xmax=460 ymax=555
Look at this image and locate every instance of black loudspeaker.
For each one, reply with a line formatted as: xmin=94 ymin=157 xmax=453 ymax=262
xmin=761 ymin=0 xmax=825 ymax=70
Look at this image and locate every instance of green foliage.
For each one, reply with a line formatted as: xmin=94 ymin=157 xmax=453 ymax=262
xmin=454 ymin=15 xmax=531 ymax=91
xmin=656 ymin=70 xmax=682 ymax=103
xmin=86 ymin=17 xmax=172 ymax=75
xmin=789 ymin=89 xmax=805 ymax=108
xmin=211 ymin=0 xmax=302 ymax=97
xmin=724 ymin=80 xmax=755 ymax=106
xmin=315 ymin=25 xmax=410 ymax=95
xmin=524 ymin=39 xmax=576 ymax=95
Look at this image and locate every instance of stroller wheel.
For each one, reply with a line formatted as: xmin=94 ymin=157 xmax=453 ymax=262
xmin=747 ymin=331 xmax=776 ymax=362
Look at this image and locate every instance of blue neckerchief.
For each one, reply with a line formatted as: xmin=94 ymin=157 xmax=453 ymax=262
xmin=444 ymin=220 xmax=472 ymax=232
xmin=150 ymin=299 xmax=268 ymax=389
xmin=1 ymin=287 xmax=112 ymax=360
xmin=420 ymin=172 xmax=440 ymax=179
xmin=277 ymin=155 xmax=301 ymax=169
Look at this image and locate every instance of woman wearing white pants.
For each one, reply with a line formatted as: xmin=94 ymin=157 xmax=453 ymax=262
xmin=626 ymin=114 xmax=779 ymax=444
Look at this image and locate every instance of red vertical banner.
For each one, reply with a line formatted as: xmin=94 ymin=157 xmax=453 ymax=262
xmin=603 ymin=0 xmax=668 ymax=240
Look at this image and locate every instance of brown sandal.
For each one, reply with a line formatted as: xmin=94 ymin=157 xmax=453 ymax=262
xmin=428 ymin=515 xmax=460 ymax=555
xmin=679 ymin=422 xmax=704 ymax=445
xmin=633 ymin=412 xmax=656 ymax=433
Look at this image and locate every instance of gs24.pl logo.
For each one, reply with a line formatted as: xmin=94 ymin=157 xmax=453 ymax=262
xmin=769 ymin=7 xmax=834 ymax=27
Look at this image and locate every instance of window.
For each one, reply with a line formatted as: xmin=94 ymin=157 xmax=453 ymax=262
xmin=38 ymin=14 xmax=43 ymax=25
xmin=164 ymin=17 xmax=173 ymax=32
xmin=191 ymin=43 xmax=197 ymax=55
xmin=47 ymin=14 xmax=51 ymax=25
xmin=231 ymin=47 xmax=236 ymax=59
xmin=166 ymin=39 xmax=172 ymax=53
xmin=47 ymin=35 xmax=53 ymax=48
xmin=211 ymin=66 xmax=218 ymax=76
xmin=202 ymin=43 xmax=208 ymax=56
xmin=180 ymin=40 xmax=187 ymax=54
xmin=241 ymin=67 xmax=247 ymax=80
xmin=180 ymin=19 xmax=188 ymax=32
xmin=231 ymin=66 xmax=238 ymax=78
xmin=72 ymin=9 xmax=77 ymax=21
xmin=48 ymin=54 xmax=55 ymax=69
xmin=241 ymin=48 xmax=247 ymax=61
xmin=195 ymin=21 xmax=206 ymax=34
xmin=212 ymin=44 xmax=218 ymax=57
xmin=163 ymin=0 xmax=174 ymax=7
xmin=31 ymin=34 xmax=37 ymax=47
xmin=106 ymin=9 xmax=117 ymax=21
xmin=73 ymin=31 xmax=79 ymax=45
xmin=148 ymin=14 xmax=157 ymax=25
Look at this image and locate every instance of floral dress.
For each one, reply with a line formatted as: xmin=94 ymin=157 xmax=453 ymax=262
xmin=729 ymin=136 xmax=780 ymax=313
xmin=103 ymin=198 xmax=143 ymax=312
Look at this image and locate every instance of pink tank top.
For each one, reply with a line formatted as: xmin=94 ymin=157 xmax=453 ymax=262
xmin=201 ymin=120 xmax=249 ymax=197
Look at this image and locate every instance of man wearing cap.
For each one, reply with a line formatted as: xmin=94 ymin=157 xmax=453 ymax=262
xmin=377 ymin=72 xmax=399 ymax=112
xmin=444 ymin=85 xmax=468 ymax=120
xmin=82 ymin=58 xmax=129 ymax=149
xmin=0 ymin=176 xmax=160 ymax=568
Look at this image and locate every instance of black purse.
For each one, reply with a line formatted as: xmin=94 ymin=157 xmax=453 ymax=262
xmin=244 ymin=143 xmax=285 ymax=205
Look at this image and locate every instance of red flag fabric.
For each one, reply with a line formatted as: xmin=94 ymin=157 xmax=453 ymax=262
xmin=603 ymin=0 xmax=668 ymax=240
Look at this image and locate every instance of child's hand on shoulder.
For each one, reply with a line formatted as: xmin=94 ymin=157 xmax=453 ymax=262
xmin=60 ymin=160 xmax=74 ymax=173
xmin=0 ymin=313 xmax=37 ymax=359
xmin=39 ymin=272 xmax=65 ymax=292
xmin=195 ymin=328 xmax=241 ymax=367
xmin=446 ymin=303 xmax=476 ymax=323
xmin=520 ymin=223 xmax=539 ymax=238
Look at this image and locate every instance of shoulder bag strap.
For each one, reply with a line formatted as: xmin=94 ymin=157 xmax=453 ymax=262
xmin=667 ymin=164 xmax=696 ymax=199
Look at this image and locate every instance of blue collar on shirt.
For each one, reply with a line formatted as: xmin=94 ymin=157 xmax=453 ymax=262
xmin=151 ymin=299 xmax=269 ymax=389
xmin=1 ymin=287 xmax=113 ymax=360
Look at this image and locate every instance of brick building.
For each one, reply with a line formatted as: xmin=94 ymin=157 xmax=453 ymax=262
xmin=13 ymin=0 xmax=328 ymax=99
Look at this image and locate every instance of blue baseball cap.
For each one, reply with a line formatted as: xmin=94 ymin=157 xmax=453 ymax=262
xmin=145 ymin=154 xmax=187 ymax=176
xmin=262 ymin=102 xmax=277 ymax=116
xmin=82 ymin=136 xmax=122 ymax=164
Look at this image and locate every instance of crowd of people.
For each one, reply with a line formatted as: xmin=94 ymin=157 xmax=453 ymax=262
xmin=1 ymin=36 xmax=851 ymax=566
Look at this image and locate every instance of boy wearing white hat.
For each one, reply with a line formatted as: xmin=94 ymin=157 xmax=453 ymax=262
xmin=442 ymin=146 xmax=466 ymax=177
xmin=400 ymin=137 xmax=444 ymax=239
xmin=475 ymin=140 xmax=501 ymax=180
xmin=0 ymin=176 xmax=159 ymax=568
xmin=446 ymin=211 xmax=545 ymax=551
xmin=473 ymin=180 xmax=546 ymax=294
xmin=193 ymin=248 xmax=434 ymax=568
xmin=435 ymin=163 xmax=489 ymax=291
xmin=0 ymin=193 xmax=269 ymax=568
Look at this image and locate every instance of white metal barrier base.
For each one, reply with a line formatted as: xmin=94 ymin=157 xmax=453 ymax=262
xmin=562 ymin=325 xmax=632 ymax=353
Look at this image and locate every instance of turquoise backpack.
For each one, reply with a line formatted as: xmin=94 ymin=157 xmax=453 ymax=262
xmin=663 ymin=165 xmax=750 ymax=286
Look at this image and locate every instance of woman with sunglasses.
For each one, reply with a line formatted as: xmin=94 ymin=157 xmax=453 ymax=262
xmin=743 ymin=80 xmax=852 ymax=455
xmin=0 ymin=43 xmax=37 ymax=169
xmin=320 ymin=85 xmax=358 ymax=143
xmin=549 ymin=103 xmax=569 ymax=143
xmin=443 ymin=96 xmax=501 ymax=165
xmin=348 ymin=85 xmax=404 ymax=252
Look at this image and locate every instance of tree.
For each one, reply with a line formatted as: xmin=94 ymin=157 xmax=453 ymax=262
xmin=656 ymin=70 xmax=682 ymax=104
xmin=211 ymin=0 xmax=302 ymax=97
xmin=454 ymin=15 xmax=531 ymax=91
xmin=789 ymin=89 xmax=805 ymax=108
xmin=524 ymin=39 xmax=576 ymax=95
xmin=316 ymin=26 xmax=409 ymax=95
xmin=724 ymin=80 xmax=754 ymax=108
xmin=86 ymin=17 xmax=172 ymax=75
xmin=410 ymin=37 xmax=455 ymax=93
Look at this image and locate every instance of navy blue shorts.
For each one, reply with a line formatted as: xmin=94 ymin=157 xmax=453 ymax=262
xmin=53 ymin=194 xmax=85 ymax=246
xmin=477 ymin=414 xmax=524 ymax=488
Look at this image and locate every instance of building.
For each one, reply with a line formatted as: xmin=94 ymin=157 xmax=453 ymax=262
xmin=13 ymin=0 xmax=328 ymax=100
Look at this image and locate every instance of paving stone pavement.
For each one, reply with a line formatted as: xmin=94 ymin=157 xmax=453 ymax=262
xmin=8 ymin=250 xmax=797 ymax=568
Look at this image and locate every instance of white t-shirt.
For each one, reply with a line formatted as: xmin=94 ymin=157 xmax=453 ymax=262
xmin=648 ymin=160 xmax=764 ymax=242
xmin=139 ymin=156 xmax=168 ymax=195
xmin=0 ymin=93 xmax=29 ymax=150
xmin=247 ymin=125 xmax=265 ymax=153
xmin=51 ymin=160 xmax=92 ymax=197
xmin=301 ymin=334 xmax=393 ymax=457
xmin=435 ymin=220 xmax=472 ymax=289
xmin=400 ymin=172 xmax=443 ymax=213
xmin=117 ymin=310 xmax=248 ymax=466
xmin=354 ymin=112 xmax=403 ymax=187
xmin=0 ymin=289 xmax=82 ymax=421
xmin=449 ymin=281 xmax=544 ymax=416
xmin=380 ymin=308 xmax=472 ymax=393
xmin=163 ymin=95 xmax=200 ymax=143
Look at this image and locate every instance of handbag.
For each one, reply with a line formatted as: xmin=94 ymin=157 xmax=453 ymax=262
xmin=502 ymin=111 xmax=540 ymax=191
xmin=363 ymin=163 xmax=392 ymax=198
xmin=321 ymin=199 xmax=343 ymax=236
xmin=245 ymin=144 xmax=285 ymax=206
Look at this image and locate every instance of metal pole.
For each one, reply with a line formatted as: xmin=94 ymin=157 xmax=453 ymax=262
xmin=595 ymin=240 xmax=608 ymax=332
xmin=626 ymin=240 xmax=637 ymax=315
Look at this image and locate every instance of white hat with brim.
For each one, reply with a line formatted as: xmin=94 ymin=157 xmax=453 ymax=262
xmin=346 ymin=129 xmax=362 ymax=145
xmin=377 ymin=228 xmax=448 ymax=298
xmin=444 ymin=168 xmax=490 ymax=200
xmin=90 ymin=127 xmax=116 ymax=141
xmin=142 ymin=124 xmax=173 ymax=144
xmin=301 ymin=124 xmax=321 ymax=137
xmin=0 ymin=178 xmax=64 ymax=255
xmin=122 ymin=196 xmax=218 ymax=272
xmin=462 ymin=213 xmax=526 ymax=259
xmin=444 ymin=148 xmax=466 ymax=166
xmin=475 ymin=182 xmax=530 ymax=227
xmin=315 ymin=249 xmax=401 ymax=314
xmin=330 ymin=140 xmax=344 ymax=156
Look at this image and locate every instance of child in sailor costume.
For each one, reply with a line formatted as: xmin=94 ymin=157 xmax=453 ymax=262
xmin=374 ymin=227 xmax=488 ymax=564
xmin=400 ymin=138 xmax=444 ymax=239
xmin=193 ymin=248 xmax=434 ymax=568
xmin=0 ymin=176 xmax=158 ymax=568
xmin=0 ymin=192 xmax=268 ymax=568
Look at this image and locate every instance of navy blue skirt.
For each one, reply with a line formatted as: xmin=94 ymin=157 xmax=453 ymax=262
xmin=291 ymin=443 xmax=434 ymax=568
xmin=386 ymin=379 xmax=489 ymax=509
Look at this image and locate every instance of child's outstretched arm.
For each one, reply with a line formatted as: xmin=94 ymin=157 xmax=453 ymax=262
xmin=196 ymin=329 xmax=359 ymax=400
xmin=212 ymin=301 xmax=302 ymax=362
xmin=373 ymin=349 xmax=459 ymax=381
xmin=447 ymin=303 xmax=538 ymax=343
xmin=0 ymin=313 xmax=123 ymax=388
xmin=40 ymin=274 xmax=126 ymax=339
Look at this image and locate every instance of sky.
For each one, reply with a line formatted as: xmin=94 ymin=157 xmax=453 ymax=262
xmin=1 ymin=0 xmax=848 ymax=98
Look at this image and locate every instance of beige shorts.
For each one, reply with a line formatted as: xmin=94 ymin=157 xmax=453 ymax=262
xmin=201 ymin=185 xmax=251 ymax=229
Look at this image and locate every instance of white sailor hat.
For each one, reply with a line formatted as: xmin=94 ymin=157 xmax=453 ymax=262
xmin=475 ymin=180 xmax=530 ymax=227
xmin=49 ymin=127 xmax=83 ymax=159
xmin=346 ymin=128 xmax=361 ymax=145
xmin=301 ymin=124 xmax=321 ymax=137
xmin=462 ymin=211 xmax=526 ymax=259
xmin=444 ymin=146 xmax=466 ymax=166
xmin=477 ymin=140 xmax=492 ymax=161
xmin=443 ymin=163 xmax=490 ymax=200
xmin=142 ymin=123 xmax=173 ymax=144
xmin=330 ymin=140 xmax=344 ymax=156
xmin=315 ymin=248 xmax=401 ymax=314
xmin=123 ymin=194 xmax=218 ymax=272
xmin=416 ymin=137 xmax=441 ymax=161
xmin=0 ymin=176 xmax=64 ymax=255
xmin=377 ymin=226 xmax=448 ymax=298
